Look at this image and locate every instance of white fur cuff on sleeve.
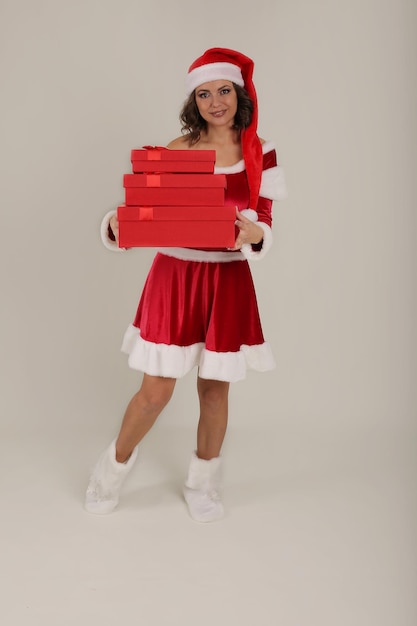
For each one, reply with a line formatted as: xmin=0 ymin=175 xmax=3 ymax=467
xmin=260 ymin=166 xmax=288 ymax=201
xmin=100 ymin=210 xmax=126 ymax=252
xmin=241 ymin=222 xmax=273 ymax=261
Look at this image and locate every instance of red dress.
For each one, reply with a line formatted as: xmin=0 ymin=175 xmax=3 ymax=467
xmin=121 ymin=142 xmax=286 ymax=382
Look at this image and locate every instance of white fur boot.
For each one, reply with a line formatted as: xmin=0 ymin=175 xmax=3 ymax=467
xmin=183 ymin=452 xmax=224 ymax=522
xmin=85 ymin=440 xmax=138 ymax=515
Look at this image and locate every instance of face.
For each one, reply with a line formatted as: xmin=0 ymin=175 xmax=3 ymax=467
xmin=194 ymin=80 xmax=238 ymax=128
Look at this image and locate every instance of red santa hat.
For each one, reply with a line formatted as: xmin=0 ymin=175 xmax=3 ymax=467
xmin=186 ymin=47 xmax=263 ymax=210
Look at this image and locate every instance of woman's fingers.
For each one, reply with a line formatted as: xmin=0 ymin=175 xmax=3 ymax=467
xmin=234 ymin=208 xmax=250 ymax=228
xmin=233 ymin=209 xmax=263 ymax=247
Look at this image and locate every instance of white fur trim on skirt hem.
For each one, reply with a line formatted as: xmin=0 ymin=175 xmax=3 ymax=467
xmin=121 ymin=324 xmax=276 ymax=383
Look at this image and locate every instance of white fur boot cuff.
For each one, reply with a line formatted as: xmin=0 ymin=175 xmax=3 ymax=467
xmin=183 ymin=452 xmax=224 ymax=523
xmin=85 ymin=440 xmax=138 ymax=515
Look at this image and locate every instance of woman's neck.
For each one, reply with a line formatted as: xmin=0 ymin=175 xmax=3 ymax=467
xmin=194 ymin=127 xmax=242 ymax=167
xmin=199 ymin=125 xmax=240 ymax=147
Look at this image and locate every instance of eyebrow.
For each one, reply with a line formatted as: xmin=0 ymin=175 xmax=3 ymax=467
xmin=196 ymin=84 xmax=232 ymax=94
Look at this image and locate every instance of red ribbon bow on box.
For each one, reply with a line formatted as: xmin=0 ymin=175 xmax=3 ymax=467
xmin=142 ymin=146 xmax=168 ymax=161
xmin=138 ymin=207 xmax=154 ymax=221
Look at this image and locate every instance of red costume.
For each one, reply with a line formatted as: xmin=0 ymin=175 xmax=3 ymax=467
xmin=88 ymin=48 xmax=288 ymax=520
xmin=100 ymin=48 xmax=288 ymax=383
xmin=117 ymin=141 xmax=287 ymax=382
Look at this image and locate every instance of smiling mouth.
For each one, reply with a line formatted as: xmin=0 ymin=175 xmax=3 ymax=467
xmin=211 ymin=110 xmax=226 ymax=117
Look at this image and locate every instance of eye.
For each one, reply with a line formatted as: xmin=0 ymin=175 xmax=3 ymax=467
xmin=197 ymin=92 xmax=210 ymax=99
xmin=220 ymin=88 xmax=231 ymax=95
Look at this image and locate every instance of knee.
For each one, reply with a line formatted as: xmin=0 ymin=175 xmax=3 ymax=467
xmin=144 ymin=388 xmax=173 ymax=414
xmin=139 ymin=379 xmax=175 ymax=415
xmin=198 ymin=382 xmax=229 ymax=414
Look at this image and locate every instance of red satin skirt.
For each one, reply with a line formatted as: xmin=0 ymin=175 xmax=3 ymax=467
xmin=121 ymin=252 xmax=275 ymax=382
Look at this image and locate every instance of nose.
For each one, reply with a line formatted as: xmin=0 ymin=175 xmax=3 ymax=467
xmin=211 ymin=94 xmax=221 ymax=108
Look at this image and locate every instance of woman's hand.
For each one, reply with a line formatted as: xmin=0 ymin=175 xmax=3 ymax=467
xmin=231 ymin=208 xmax=264 ymax=250
xmin=109 ymin=213 xmax=119 ymax=245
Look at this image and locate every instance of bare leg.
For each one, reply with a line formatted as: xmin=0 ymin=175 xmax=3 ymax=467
xmin=183 ymin=377 xmax=229 ymax=522
xmin=115 ymin=373 xmax=176 ymax=462
xmin=196 ymin=377 xmax=230 ymax=460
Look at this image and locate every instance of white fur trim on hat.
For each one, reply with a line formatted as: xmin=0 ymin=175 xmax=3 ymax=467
xmin=240 ymin=208 xmax=258 ymax=222
xmin=186 ymin=62 xmax=244 ymax=96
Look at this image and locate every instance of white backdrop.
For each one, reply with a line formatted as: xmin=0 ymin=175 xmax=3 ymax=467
xmin=1 ymin=2 xmax=416 ymax=625
xmin=0 ymin=0 xmax=415 ymax=438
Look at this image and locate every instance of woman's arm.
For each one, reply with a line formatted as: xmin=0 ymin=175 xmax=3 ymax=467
xmin=238 ymin=146 xmax=288 ymax=261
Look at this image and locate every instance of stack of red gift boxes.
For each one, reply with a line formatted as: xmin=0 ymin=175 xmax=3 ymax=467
xmin=117 ymin=147 xmax=236 ymax=248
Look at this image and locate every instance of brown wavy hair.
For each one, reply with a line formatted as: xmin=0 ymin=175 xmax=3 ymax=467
xmin=180 ymin=83 xmax=254 ymax=145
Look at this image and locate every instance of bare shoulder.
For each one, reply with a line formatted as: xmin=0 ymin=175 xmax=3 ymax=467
xmin=166 ymin=136 xmax=190 ymax=150
xmin=259 ymin=137 xmax=266 ymax=144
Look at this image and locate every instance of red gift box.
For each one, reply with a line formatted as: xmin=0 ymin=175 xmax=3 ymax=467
xmin=131 ymin=147 xmax=216 ymax=173
xmin=124 ymin=173 xmax=226 ymax=188
xmin=117 ymin=204 xmax=236 ymax=248
xmin=123 ymin=173 xmax=226 ymax=207
xmin=124 ymin=186 xmax=225 ymax=207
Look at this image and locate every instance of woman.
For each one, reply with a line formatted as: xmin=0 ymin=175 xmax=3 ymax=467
xmin=86 ymin=48 xmax=287 ymax=522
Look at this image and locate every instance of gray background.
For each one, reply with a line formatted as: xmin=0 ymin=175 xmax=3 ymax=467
xmin=1 ymin=0 xmax=416 ymax=624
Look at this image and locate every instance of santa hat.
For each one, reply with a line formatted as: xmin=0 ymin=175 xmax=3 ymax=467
xmin=186 ymin=47 xmax=263 ymax=210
